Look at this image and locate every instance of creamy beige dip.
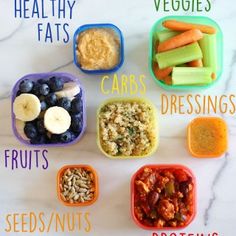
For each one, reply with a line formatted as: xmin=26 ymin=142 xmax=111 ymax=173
xmin=77 ymin=28 xmax=120 ymax=70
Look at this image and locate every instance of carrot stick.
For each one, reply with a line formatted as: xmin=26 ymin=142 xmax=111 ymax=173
xmin=153 ymin=63 xmax=173 ymax=79
xmin=158 ymin=29 xmax=203 ymax=53
xmin=162 ymin=76 xmax=172 ymax=85
xmin=155 ymin=41 xmax=159 ymax=53
xmin=187 ymin=59 xmax=203 ymax=67
xmin=211 ymin=73 xmax=216 ymax=80
xmin=163 ymin=20 xmax=217 ymax=34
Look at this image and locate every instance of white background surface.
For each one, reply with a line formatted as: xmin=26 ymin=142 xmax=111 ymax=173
xmin=0 ymin=0 xmax=236 ymax=235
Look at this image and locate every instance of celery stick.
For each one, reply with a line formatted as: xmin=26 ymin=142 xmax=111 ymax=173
xmin=156 ymin=42 xmax=203 ymax=69
xmin=156 ymin=30 xmax=179 ymax=42
xmin=199 ymin=34 xmax=217 ymax=77
xmin=172 ymin=67 xmax=213 ymax=85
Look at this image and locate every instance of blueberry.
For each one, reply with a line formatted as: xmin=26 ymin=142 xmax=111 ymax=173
xmin=59 ymin=131 xmax=73 ymax=143
xmin=48 ymin=76 xmax=64 ymax=92
xmin=57 ymin=97 xmax=71 ymax=111
xmin=32 ymin=83 xmax=41 ymax=96
xmin=38 ymin=78 xmax=48 ymax=85
xmin=71 ymin=97 xmax=83 ymax=114
xmin=40 ymin=100 xmax=47 ymax=111
xmin=70 ymin=132 xmax=78 ymax=141
xmin=49 ymin=134 xmax=60 ymax=143
xmin=72 ymin=112 xmax=83 ymax=120
xmin=39 ymin=84 xmax=50 ymax=96
xmin=75 ymin=90 xmax=83 ymax=99
xmin=30 ymin=135 xmax=48 ymax=144
xmin=16 ymin=90 xmax=22 ymax=97
xmin=71 ymin=115 xmax=83 ymax=133
xmin=36 ymin=119 xmax=46 ymax=134
xmin=24 ymin=123 xmax=38 ymax=139
xmin=19 ymin=79 xmax=34 ymax=93
xmin=45 ymin=93 xmax=57 ymax=106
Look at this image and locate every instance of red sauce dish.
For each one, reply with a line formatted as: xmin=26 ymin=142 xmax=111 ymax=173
xmin=131 ymin=165 xmax=196 ymax=230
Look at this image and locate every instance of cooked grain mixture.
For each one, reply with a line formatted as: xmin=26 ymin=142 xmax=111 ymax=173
xmin=99 ymin=101 xmax=157 ymax=156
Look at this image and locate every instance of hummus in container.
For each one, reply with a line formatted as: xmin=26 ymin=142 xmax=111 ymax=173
xmin=76 ymin=28 xmax=121 ymax=71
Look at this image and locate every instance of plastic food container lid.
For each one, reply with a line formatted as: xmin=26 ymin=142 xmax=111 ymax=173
xmin=149 ymin=15 xmax=223 ymax=91
xmin=73 ymin=23 xmax=124 ymax=74
xmin=187 ymin=117 xmax=228 ymax=158
xmin=131 ymin=164 xmax=197 ymax=230
xmin=57 ymin=164 xmax=99 ymax=207
xmin=97 ymin=97 xmax=159 ymax=159
xmin=11 ymin=72 xmax=86 ymax=147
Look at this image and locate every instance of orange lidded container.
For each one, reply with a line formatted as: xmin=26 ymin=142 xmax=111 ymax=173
xmin=188 ymin=117 xmax=228 ymax=158
xmin=131 ymin=164 xmax=196 ymax=230
xmin=57 ymin=165 xmax=99 ymax=206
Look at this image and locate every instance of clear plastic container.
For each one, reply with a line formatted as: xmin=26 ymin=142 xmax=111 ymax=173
xmin=131 ymin=164 xmax=196 ymax=230
xmin=73 ymin=23 xmax=124 ymax=74
xmin=11 ymin=72 xmax=86 ymax=147
xmin=188 ymin=117 xmax=228 ymax=158
xmin=97 ymin=97 xmax=159 ymax=159
xmin=57 ymin=164 xmax=99 ymax=207
xmin=149 ymin=16 xmax=223 ymax=91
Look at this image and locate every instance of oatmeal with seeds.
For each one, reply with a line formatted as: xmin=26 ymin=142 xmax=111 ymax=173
xmin=98 ymin=100 xmax=157 ymax=157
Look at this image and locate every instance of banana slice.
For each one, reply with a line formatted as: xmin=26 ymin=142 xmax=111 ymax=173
xmin=44 ymin=106 xmax=71 ymax=134
xmin=13 ymin=94 xmax=41 ymax=122
xmin=55 ymin=82 xmax=80 ymax=99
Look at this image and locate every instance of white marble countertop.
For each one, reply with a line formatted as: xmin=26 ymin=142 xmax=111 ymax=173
xmin=0 ymin=0 xmax=236 ymax=235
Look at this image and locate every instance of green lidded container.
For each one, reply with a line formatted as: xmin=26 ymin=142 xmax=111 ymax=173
xmin=149 ymin=16 xmax=223 ymax=91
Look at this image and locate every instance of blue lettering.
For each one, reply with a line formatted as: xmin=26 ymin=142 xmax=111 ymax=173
xmin=50 ymin=0 xmax=57 ymax=17
xmin=55 ymin=23 xmax=61 ymax=41
xmin=45 ymin=23 xmax=53 ymax=43
xmin=32 ymin=0 xmax=40 ymax=18
xmin=63 ymin=23 xmax=70 ymax=43
xmin=37 ymin=23 xmax=43 ymax=41
xmin=41 ymin=0 xmax=48 ymax=18
xmin=14 ymin=0 xmax=22 ymax=18
xmin=58 ymin=0 xmax=66 ymax=18
xmin=23 ymin=0 xmax=30 ymax=18
xmin=67 ymin=0 xmax=76 ymax=19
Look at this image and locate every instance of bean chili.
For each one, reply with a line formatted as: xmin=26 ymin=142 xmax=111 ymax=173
xmin=132 ymin=166 xmax=195 ymax=229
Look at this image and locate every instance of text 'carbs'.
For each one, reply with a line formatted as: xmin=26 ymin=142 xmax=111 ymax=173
xmin=5 ymin=212 xmax=91 ymax=233
xmin=100 ymin=74 xmax=146 ymax=96
xmin=161 ymin=94 xmax=236 ymax=115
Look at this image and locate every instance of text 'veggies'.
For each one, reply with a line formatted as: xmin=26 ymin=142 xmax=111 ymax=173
xmin=154 ymin=0 xmax=212 ymax=12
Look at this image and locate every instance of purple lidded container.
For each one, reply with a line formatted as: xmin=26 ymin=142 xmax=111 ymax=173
xmin=11 ymin=72 xmax=86 ymax=147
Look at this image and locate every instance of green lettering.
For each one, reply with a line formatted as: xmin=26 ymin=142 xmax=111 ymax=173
xmin=197 ymin=0 xmax=203 ymax=12
xmin=173 ymin=0 xmax=181 ymax=11
xmin=164 ymin=0 xmax=170 ymax=12
xmin=154 ymin=0 xmax=161 ymax=11
xmin=205 ymin=0 xmax=211 ymax=12
xmin=182 ymin=0 xmax=190 ymax=11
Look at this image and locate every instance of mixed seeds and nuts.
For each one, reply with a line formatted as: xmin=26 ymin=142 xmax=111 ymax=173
xmin=133 ymin=167 xmax=195 ymax=228
xmin=98 ymin=100 xmax=157 ymax=157
xmin=59 ymin=167 xmax=96 ymax=204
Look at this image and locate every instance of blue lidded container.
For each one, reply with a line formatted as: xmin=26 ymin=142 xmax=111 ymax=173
xmin=73 ymin=23 xmax=124 ymax=74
